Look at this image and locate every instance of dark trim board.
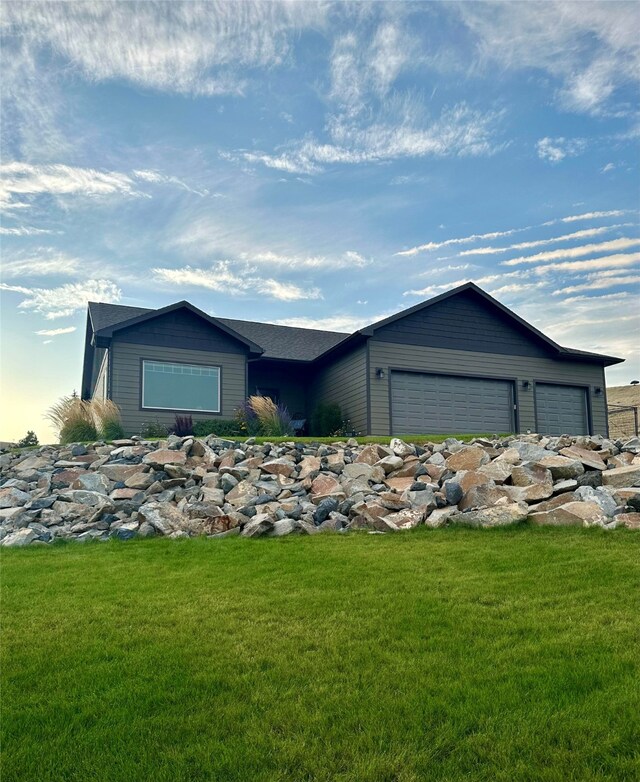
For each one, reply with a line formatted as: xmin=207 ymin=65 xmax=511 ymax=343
xmin=387 ymin=368 xmax=518 ymax=435
xmin=532 ymin=379 xmax=593 ymax=436
xmin=366 ymin=346 xmax=372 ymax=435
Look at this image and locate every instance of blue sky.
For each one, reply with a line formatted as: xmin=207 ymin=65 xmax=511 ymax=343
xmin=1 ymin=1 xmax=639 ymax=442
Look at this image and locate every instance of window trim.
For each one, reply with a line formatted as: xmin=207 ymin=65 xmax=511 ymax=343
xmin=141 ymin=358 xmax=222 ymax=414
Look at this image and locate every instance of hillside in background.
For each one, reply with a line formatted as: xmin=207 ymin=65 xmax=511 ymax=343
xmin=607 ymin=385 xmax=640 ymax=439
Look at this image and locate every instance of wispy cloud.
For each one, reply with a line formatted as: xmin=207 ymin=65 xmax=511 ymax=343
xmin=551 ymin=274 xmax=640 ymax=295
xmin=457 ymin=2 xmax=640 ymax=116
xmin=131 ymin=170 xmax=210 ymax=197
xmin=168 ymin=215 xmax=371 ymax=270
xmin=1 ymin=279 xmax=121 ymax=319
xmin=397 ymin=210 xmax=636 ymax=257
xmin=459 ymin=225 xmax=629 ymax=256
xmin=486 ymin=282 xmax=547 ymax=297
xmin=0 ymin=162 xmax=208 ymax=211
xmin=396 ymin=226 xmax=523 ymax=257
xmin=536 ymin=137 xmax=587 ymax=163
xmin=274 ymin=311 xmax=395 ymax=333
xmin=2 ymin=2 xmax=325 ymax=97
xmin=34 ymin=326 xmax=77 ymax=336
xmin=532 ymin=252 xmax=640 ymax=274
xmin=0 ymin=252 xmax=80 ymax=278
xmin=152 ymin=262 xmax=322 ymax=302
xmin=502 ymin=238 xmax=640 ymax=266
xmin=238 ymin=249 xmax=369 ymax=270
xmin=0 ymin=225 xmax=61 ymax=236
xmin=234 ymin=102 xmax=503 ymax=175
xmin=554 ymin=210 xmax=630 ymax=223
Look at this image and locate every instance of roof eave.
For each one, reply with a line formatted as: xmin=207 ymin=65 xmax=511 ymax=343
xmin=557 ymin=349 xmax=624 ymax=367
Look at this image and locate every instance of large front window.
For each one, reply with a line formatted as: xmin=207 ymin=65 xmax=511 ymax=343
xmin=142 ymin=360 xmax=220 ymax=412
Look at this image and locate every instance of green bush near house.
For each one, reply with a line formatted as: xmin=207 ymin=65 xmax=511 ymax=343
xmin=139 ymin=419 xmax=170 ymax=439
xmin=310 ymin=401 xmax=343 ymax=436
xmin=1 ymin=528 xmax=639 ymax=781
xmin=192 ymin=419 xmax=245 ymax=438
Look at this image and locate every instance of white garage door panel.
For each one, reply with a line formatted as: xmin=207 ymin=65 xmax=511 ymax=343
xmin=535 ymin=383 xmax=589 ymax=435
xmin=391 ymin=372 xmax=514 ymax=435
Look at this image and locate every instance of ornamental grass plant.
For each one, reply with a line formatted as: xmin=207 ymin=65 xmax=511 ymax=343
xmin=45 ymin=396 xmax=125 ymax=444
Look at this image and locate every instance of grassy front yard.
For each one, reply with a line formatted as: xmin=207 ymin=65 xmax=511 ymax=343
xmin=2 ymin=529 xmax=639 ymax=781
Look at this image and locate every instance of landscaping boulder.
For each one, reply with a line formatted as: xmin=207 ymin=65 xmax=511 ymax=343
xmin=448 ymin=502 xmax=529 ymax=528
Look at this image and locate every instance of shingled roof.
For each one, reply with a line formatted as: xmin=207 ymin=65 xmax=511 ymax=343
xmin=217 ymin=317 xmax=348 ymax=361
xmin=87 ymin=302 xmax=348 ymax=362
xmin=88 ymin=302 xmax=153 ymax=333
xmin=87 ymin=284 xmax=623 ymax=367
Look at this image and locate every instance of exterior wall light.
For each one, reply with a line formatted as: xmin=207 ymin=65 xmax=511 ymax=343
xmin=594 ymin=387 xmax=602 ymax=395
xmin=375 ymin=368 xmax=386 ymax=379
xmin=522 ymin=380 xmax=531 ymax=390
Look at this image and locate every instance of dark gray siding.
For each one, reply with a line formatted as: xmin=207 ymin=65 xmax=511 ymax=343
xmin=372 ymin=289 xmax=550 ymax=357
xmin=309 ymin=345 xmax=368 ymax=435
xmin=110 ymin=341 xmax=247 ymax=435
xmin=248 ymin=361 xmax=310 ymax=418
xmin=115 ymin=309 xmax=247 ymax=354
xmin=369 ymin=341 xmax=608 ymax=436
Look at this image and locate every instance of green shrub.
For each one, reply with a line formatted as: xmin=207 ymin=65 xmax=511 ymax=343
xmin=140 ymin=419 xmax=169 ymax=439
xmin=310 ymin=402 xmax=343 ymax=436
xmin=16 ymin=430 xmax=39 ymax=448
xmin=60 ymin=419 xmax=99 ymax=444
xmin=101 ymin=420 xmax=126 ymax=440
xmin=192 ymin=419 xmax=244 ymax=438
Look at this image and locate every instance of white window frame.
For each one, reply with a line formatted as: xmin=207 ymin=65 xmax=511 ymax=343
xmin=141 ymin=360 xmax=221 ymax=413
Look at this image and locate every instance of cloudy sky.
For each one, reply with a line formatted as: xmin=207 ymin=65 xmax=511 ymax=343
xmin=1 ymin=1 xmax=639 ymax=442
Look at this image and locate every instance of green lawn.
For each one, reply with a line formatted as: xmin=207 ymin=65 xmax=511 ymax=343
xmin=2 ymin=529 xmax=639 ymax=782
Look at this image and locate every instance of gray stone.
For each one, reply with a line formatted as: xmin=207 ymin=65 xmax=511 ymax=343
xmin=314 ymin=497 xmax=339 ymax=524
xmin=536 ymin=455 xmax=584 ymax=480
xmin=510 ymin=441 xmax=549 ymax=463
xmin=621 ymin=436 xmax=640 ymax=455
xmin=269 ymin=518 xmax=298 ymax=537
xmin=390 ymin=438 xmax=416 ymax=457
xmin=602 ymin=465 xmax=640 ymax=488
xmin=511 ymin=463 xmax=554 ymax=501
xmin=574 ymin=486 xmax=617 ymax=517
xmin=241 ymin=513 xmax=273 ymax=537
xmin=375 ymin=455 xmax=404 ymax=474
xmin=529 ymin=501 xmax=607 ymax=527
xmin=448 ymin=502 xmax=529 ymax=528
xmin=443 ymin=478 xmax=463 ymax=505
xmin=1 ymin=528 xmax=37 ymax=547
xmin=0 ymin=487 xmax=31 ymax=508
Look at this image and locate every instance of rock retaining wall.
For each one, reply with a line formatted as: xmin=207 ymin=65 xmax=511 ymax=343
xmin=1 ymin=434 xmax=639 ymax=546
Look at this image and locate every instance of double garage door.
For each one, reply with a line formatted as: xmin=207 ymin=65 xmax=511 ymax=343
xmin=390 ymin=372 xmax=515 ymax=435
xmin=390 ymin=372 xmax=590 ymax=436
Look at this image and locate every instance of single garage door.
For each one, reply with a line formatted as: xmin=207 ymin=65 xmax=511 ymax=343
xmin=535 ymin=383 xmax=589 ymax=435
xmin=390 ymin=372 xmax=515 ymax=435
